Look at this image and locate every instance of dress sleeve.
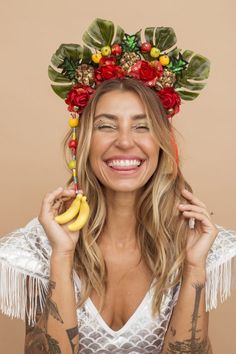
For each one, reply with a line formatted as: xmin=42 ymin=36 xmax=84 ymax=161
xmin=171 ymin=224 xmax=236 ymax=311
xmin=205 ymin=223 xmax=236 ymax=311
xmin=0 ymin=217 xmax=81 ymax=326
xmin=0 ymin=217 xmax=52 ymax=325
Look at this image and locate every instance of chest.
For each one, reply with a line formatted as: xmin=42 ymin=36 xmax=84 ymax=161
xmin=89 ymin=255 xmax=153 ymax=331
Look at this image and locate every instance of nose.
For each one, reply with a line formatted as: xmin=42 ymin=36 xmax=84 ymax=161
xmin=114 ymin=128 xmax=136 ymax=149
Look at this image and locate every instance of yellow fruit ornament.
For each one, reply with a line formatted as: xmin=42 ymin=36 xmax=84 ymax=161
xmin=92 ymin=52 xmax=102 ymax=63
xmin=159 ymin=55 xmax=170 ymax=66
xmin=68 ymin=196 xmax=90 ymax=231
xmin=68 ymin=160 xmax=76 ymax=169
xmin=69 ymin=118 xmax=79 ymax=128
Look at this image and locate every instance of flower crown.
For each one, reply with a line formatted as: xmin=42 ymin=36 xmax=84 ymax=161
xmin=49 ymin=18 xmax=210 ymax=119
xmin=49 ymin=18 xmax=210 ymax=232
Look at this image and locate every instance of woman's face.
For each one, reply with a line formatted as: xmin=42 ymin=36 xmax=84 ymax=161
xmin=89 ymin=90 xmax=160 ymax=193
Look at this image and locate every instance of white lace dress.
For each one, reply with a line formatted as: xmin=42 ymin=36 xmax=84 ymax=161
xmin=0 ymin=217 xmax=236 ymax=353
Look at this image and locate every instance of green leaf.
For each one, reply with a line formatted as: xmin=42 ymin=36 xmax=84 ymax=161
xmin=182 ymin=50 xmax=194 ymax=62
xmin=176 ymin=90 xmax=200 ymax=101
xmin=183 ymin=54 xmax=210 ymax=81
xmin=155 ymin=27 xmax=177 ymax=51
xmin=82 ymin=18 xmax=124 ymax=50
xmin=144 ymin=27 xmax=155 ymax=45
xmin=48 ymin=65 xmax=71 ymax=83
xmin=51 ymin=84 xmax=73 ymax=99
xmin=49 ymin=45 xmax=93 ymax=96
xmin=177 ymin=78 xmax=206 ymax=91
xmin=51 ymin=44 xmax=84 ymax=68
xmin=167 ymin=53 xmax=188 ymax=73
xmin=81 ymin=46 xmax=93 ymax=63
xmin=113 ymin=25 xmax=125 ymax=44
xmin=121 ymin=30 xmax=141 ymax=52
xmin=168 ymin=46 xmax=181 ymax=58
xmin=58 ymin=58 xmax=77 ymax=80
xmin=145 ymin=27 xmax=177 ymax=51
xmin=174 ymin=53 xmax=210 ymax=100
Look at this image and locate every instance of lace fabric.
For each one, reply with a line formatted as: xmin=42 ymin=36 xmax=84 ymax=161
xmin=75 ymin=280 xmax=180 ymax=353
xmin=0 ymin=217 xmax=236 ymax=353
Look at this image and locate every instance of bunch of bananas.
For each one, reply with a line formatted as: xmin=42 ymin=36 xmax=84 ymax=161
xmin=54 ymin=193 xmax=90 ymax=231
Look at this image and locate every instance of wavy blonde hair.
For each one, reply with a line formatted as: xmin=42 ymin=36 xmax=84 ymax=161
xmin=62 ymin=77 xmax=193 ymax=317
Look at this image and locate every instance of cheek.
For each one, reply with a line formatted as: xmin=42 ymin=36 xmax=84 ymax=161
xmin=88 ymin=134 xmax=108 ymax=168
xmin=140 ymin=137 xmax=160 ymax=161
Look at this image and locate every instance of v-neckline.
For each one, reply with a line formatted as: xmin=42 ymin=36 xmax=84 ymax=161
xmin=85 ymin=279 xmax=155 ymax=335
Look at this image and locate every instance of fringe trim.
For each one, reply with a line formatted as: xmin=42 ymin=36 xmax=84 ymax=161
xmin=0 ymin=260 xmax=49 ymax=326
xmin=205 ymin=254 xmax=236 ymax=311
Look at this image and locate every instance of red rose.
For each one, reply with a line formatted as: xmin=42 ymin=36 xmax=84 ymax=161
xmin=129 ymin=60 xmax=163 ymax=86
xmin=99 ymin=56 xmax=117 ymax=66
xmin=157 ymin=87 xmax=181 ymax=118
xmin=95 ymin=63 xmax=125 ymax=84
xmin=65 ymin=84 xmax=95 ymax=113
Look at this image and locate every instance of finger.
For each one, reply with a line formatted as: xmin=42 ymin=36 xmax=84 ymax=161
xmin=57 ymin=192 xmax=76 ymax=201
xmin=43 ymin=187 xmax=64 ymax=205
xmin=178 ymin=204 xmax=211 ymax=219
xmin=181 ymin=189 xmax=207 ymax=208
xmin=50 ymin=188 xmax=75 ymax=201
xmin=52 ymin=200 xmax=64 ymax=214
xmin=43 ymin=188 xmax=75 ymax=214
xmin=181 ymin=210 xmax=213 ymax=229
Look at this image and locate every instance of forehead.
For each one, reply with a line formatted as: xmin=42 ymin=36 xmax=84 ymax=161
xmin=94 ymin=90 xmax=147 ymax=119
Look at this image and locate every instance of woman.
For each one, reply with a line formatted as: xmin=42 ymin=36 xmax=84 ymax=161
xmin=1 ymin=77 xmax=236 ymax=354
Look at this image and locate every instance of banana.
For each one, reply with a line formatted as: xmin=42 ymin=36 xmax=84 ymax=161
xmin=68 ymin=196 xmax=90 ymax=232
xmin=54 ymin=193 xmax=82 ymax=224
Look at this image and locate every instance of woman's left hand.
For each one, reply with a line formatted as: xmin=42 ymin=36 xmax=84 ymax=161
xmin=178 ymin=188 xmax=219 ymax=270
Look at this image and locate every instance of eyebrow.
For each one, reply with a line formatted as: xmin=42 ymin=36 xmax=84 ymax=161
xmin=94 ymin=113 xmax=147 ymax=121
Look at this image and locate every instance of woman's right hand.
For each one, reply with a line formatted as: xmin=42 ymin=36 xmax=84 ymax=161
xmin=38 ymin=186 xmax=82 ymax=256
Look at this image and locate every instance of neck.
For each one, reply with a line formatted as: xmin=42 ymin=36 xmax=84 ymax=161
xmin=99 ymin=189 xmax=138 ymax=250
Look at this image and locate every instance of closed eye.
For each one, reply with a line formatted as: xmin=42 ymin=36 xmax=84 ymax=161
xmin=95 ymin=124 xmax=150 ymax=130
xmin=135 ymin=125 xmax=149 ymax=130
xmin=97 ymin=124 xmax=115 ymax=129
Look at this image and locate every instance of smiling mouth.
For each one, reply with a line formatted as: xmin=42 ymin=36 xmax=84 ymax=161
xmin=104 ymin=160 xmax=146 ymax=173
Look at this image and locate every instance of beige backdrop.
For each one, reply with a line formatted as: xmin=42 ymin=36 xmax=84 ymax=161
xmin=0 ymin=0 xmax=236 ymax=353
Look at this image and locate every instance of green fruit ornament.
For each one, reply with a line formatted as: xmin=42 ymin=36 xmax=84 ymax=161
xmin=150 ymin=47 xmax=161 ymax=58
xmin=101 ymin=46 xmax=112 ymax=56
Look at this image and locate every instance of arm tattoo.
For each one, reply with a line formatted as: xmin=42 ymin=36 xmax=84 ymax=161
xmin=46 ymin=280 xmax=64 ymax=325
xmin=66 ymin=325 xmax=79 ymax=354
xmin=166 ymin=281 xmax=211 ymax=354
xmin=25 ymin=326 xmax=61 ymax=354
xmin=25 ymin=279 xmax=63 ymax=354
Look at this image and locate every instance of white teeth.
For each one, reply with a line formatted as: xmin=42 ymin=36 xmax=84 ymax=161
xmin=107 ymin=159 xmax=142 ymax=167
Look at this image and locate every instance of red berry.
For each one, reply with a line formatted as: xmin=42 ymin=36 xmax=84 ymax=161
xmin=111 ymin=44 xmax=122 ymax=55
xmin=73 ymin=184 xmax=78 ymax=192
xmin=68 ymin=139 xmax=78 ymax=149
xmin=141 ymin=42 xmax=152 ymax=53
